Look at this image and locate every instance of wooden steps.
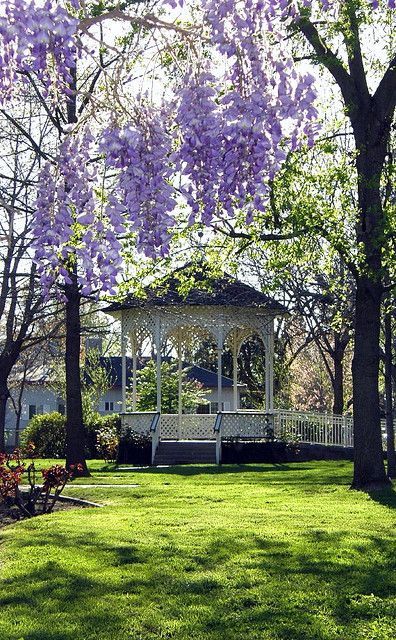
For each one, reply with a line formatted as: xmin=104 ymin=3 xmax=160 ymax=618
xmin=153 ymin=440 xmax=216 ymax=465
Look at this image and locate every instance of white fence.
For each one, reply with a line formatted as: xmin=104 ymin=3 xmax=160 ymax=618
xmin=120 ymin=410 xmax=394 ymax=450
xmin=273 ymin=410 xmax=354 ymax=448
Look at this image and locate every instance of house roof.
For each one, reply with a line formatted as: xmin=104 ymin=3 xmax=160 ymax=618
xmin=95 ymin=357 xmax=242 ymax=389
xmin=104 ymin=264 xmax=286 ymax=314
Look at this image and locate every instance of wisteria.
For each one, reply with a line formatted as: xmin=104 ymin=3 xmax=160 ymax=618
xmin=1 ymin=0 xmax=395 ymax=296
xmin=173 ymin=70 xmax=222 ymax=225
xmin=100 ymin=107 xmax=177 ymax=259
xmin=0 ymin=0 xmax=79 ymax=103
xmin=173 ymin=1 xmax=318 ymax=224
xmin=33 ymin=128 xmax=124 ymax=297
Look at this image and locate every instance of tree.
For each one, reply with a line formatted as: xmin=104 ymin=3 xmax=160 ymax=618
xmin=293 ymin=1 xmax=396 ymax=489
xmin=240 ymin=242 xmax=355 ymax=414
xmin=0 ymin=99 xmax=63 ymax=450
xmin=133 ymin=361 xmax=208 ymax=413
xmin=1 ymin=0 xmax=395 ymax=489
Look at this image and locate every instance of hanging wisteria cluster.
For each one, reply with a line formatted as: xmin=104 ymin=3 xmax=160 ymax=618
xmin=99 ymin=106 xmax=177 ymax=259
xmin=33 ymin=128 xmax=124 ymax=297
xmin=0 ymin=0 xmax=79 ymax=103
xmin=0 ymin=0 xmax=395 ymax=296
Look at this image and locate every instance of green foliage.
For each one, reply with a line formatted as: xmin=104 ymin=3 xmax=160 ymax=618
xmin=94 ymin=414 xmax=121 ymax=463
xmin=21 ymin=412 xmax=121 ymax=460
xmin=133 ymin=360 xmax=208 ymax=413
xmin=20 ymin=412 xmax=66 ymax=458
xmin=49 ymin=348 xmax=113 ymax=425
xmin=82 ymin=350 xmax=114 ymax=424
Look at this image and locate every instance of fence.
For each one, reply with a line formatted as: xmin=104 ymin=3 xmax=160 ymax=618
xmin=4 ymin=410 xmax=394 ymax=453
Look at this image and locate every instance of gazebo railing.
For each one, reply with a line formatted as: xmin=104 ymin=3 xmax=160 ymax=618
xmin=150 ymin=412 xmax=161 ymax=464
xmin=160 ymin=414 xmax=216 ymax=440
xmin=120 ymin=411 xmax=157 ymax=436
xmin=273 ymin=409 xmax=354 ymax=447
xmin=120 ymin=410 xmax=395 ymax=465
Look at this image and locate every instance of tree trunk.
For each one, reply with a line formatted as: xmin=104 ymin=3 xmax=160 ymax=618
xmin=64 ymin=278 xmax=89 ymax=476
xmin=332 ymin=336 xmax=344 ymax=415
xmin=349 ymin=101 xmax=391 ymax=489
xmin=384 ymin=309 xmax=396 ymax=478
xmin=351 ymin=277 xmax=389 ymax=489
xmin=0 ymin=379 xmax=9 ymax=451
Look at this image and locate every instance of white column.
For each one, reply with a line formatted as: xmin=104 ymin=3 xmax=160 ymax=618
xmin=217 ymin=329 xmax=223 ymax=412
xmin=178 ymin=330 xmax=182 ymax=437
xmin=121 ymin=314 xmax=127 ymax=413
xmin=265 ymin=321 xmax=274 ymax=411
xmin=232 ymin=331 xmax=238 ymax=411
xmin=131 ymin=330 xmax=137 ymax=411
xmin=155 ymin=319 xmax=161 ymax=413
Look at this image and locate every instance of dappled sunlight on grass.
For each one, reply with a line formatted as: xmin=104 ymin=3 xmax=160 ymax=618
xmin=1 ymin=461 xmax=395 ymax=639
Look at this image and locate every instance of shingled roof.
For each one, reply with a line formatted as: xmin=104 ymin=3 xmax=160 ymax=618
xmin=105 ymin=265 xmax=286 ymax=313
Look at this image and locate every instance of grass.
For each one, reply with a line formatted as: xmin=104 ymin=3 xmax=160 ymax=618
xmin=0 ymin=460 xmax=395 ymax=640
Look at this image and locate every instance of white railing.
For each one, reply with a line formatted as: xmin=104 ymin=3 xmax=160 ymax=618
xmin=120 ymin=410 xmax=395 ymax=450
xmin=150 ymin=412 xmax=161 ymax=464
xmin=273 ymin=409 xmax=354 ymax=447
xmin=160 ymin=414 xmax=216 ymax=440
xmin=121 ymin=412 xmax=216 ymax=441
xmin=221 ymin=412 xmax=274 ymax=440
xmin=120 ymin=411 xmax=157 ymax=436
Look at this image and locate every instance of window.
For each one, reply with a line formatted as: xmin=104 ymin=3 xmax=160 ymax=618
xmin=196 ymin=404 xmax=210 ymax=414
xmin=58 ymin=404 xmax=65 ymax=415
xmin=104 ymin=401 xmax=114 ymax=412
xmin=29 ymin=405 xmax=43 ymax=419
xmin=209 ymin=402 xmax=229 ymax=413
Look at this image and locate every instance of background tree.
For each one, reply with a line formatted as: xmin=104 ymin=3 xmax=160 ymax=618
xmin=133 ymin=361 xmax=208 ymax=414
xmin=0 ymin=99 xmax=62 ymax=450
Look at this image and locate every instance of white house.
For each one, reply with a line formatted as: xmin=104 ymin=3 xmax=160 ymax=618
xmin=4 ymin=357 xmax=246 ymax=447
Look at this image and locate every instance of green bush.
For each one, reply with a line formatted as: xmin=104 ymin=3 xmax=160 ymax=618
xmin=95 ymin=415 xmax=121 ymax=463
xmin=21 ymin=411 xmax=122 ymax=460
xmin=21 ymin=412 xmax=66 ymax=458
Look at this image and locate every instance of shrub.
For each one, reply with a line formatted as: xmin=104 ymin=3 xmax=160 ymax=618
xmin=117 ymin=427 xmax=151 ymax=465
xmin=21 ymin=412 xmax=66 ymax=458
xmin=95 ymin=415 xmax=121 ymax=463
xmin=0 ymin=447 xmax=81 ymax=518
xmin=21 ymin=412 xmax=122 ymax=460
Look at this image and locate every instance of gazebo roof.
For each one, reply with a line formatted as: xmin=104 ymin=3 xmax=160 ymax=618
xmin=105 ymin=266 xmax=286 ymax=314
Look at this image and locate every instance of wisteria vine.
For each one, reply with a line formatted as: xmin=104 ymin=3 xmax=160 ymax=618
xmin=33 ymin=128 xmax=124 ymax=297
xmin=0 ymin=0 xmax=394 ymax=296
xmin=0 ymin=0 xmax=80 ymax=102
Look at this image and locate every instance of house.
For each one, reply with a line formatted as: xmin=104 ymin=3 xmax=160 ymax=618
xmin=4 ymin=357 xmax=246 ymax=447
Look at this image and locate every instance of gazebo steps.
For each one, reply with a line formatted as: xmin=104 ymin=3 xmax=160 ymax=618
xmin=154 ymin=440 xmax=216 ymax=465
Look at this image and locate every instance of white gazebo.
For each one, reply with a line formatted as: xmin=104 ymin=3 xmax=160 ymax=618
xmin=105 ymin=266 xmax=287 ymax=452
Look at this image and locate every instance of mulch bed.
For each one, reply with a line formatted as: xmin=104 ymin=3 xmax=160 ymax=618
xmin=0 ymin=497 xmax=95 ymax=529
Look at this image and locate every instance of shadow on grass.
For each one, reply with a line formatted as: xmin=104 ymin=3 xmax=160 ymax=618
xmin=1 ymin=523 xmax=395 ymax=640
xmin=368 ymin=486 xmax=396 ymax=509
xmin=90 ymin=461 xmax=354 ymax=490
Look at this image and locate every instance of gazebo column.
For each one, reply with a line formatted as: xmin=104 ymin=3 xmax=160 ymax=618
xmin=265 ymin=321 xmax=274 ymax=411
xmin=232 ymin=331 xmax=239 ymax=411
xmin=121 ymin=314 xmax=127 ymax=413
xmin=130 ymin=330 xmax=138 ymax=411
xmin=155 ymin=318 xmax=162 ymax=413
xmin=217 ymin=329 xmax=224 ymax=413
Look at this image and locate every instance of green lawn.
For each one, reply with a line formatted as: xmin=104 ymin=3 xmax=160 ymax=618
xmin=0 ymin=461 xmax=395 ymax=640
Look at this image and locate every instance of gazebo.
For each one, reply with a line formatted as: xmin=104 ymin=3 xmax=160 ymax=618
xmin=105 ymin=266 xmax=287 ymax=455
